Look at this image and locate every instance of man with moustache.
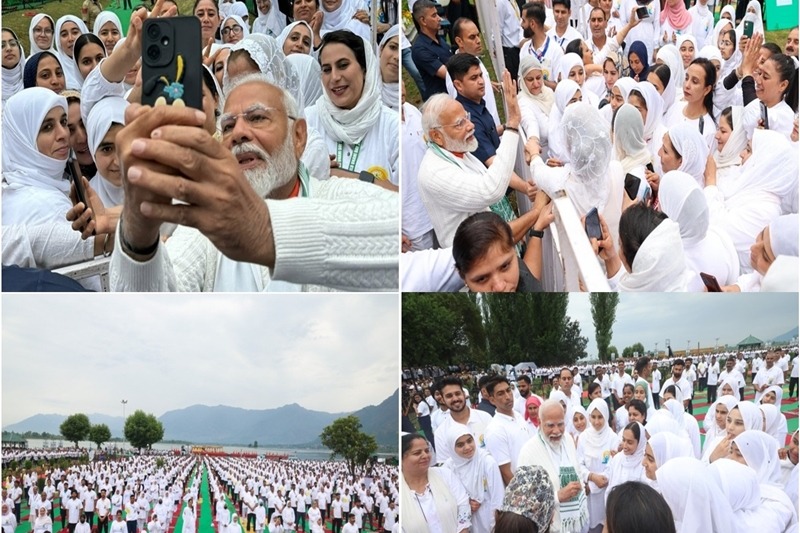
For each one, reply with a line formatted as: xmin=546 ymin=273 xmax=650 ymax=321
xmin=433 ymin=376 xmax=493 ymax=464
xmin=484 ymin=377 xmax=535 ymax=485
xmin=108 ymin=73 xmax=398 ymax=291
xmin=517 ymin=400 xmax=587 ymax=533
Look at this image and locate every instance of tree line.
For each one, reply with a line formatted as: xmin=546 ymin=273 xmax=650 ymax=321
xmin=59 ymin=410 xmax=164 ymax=450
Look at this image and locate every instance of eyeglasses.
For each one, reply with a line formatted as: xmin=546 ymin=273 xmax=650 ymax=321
xmin=221 ymin=24 xmax=243 ymax=37
xmin=432 ymin=112 xmax=471 ymax=130
xmin=718 ymin=40 xmax=733 ymax=47
xmin=1 ymin=39 xmax=19 ymax=49
xmin=33 ymin=27 xmax=54 ymax=36
xmin=219 ymin=104 xmax=296 ymax=136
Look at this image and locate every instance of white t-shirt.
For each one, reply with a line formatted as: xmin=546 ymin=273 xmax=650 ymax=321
xmin=519 ymin=35 xmax=564 ymax=84
xmin=651 ymin=368 xmax=662 ymax=392
xmin=791 ymin=356 xmax=799 ymax=379
xmin=483 ymin=410 xmax=535 ymax=472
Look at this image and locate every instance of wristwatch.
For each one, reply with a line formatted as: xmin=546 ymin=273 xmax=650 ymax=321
xmin=528 ymin=228 xmax=544 ymax=239
xmin=504 ymin=124 xmax=520 ymax=134
xmin=358 ymin=170 xmax=375 ymax=184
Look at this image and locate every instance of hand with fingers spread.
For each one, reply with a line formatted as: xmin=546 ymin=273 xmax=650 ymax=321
xmin=67 ymin=177 xmax=122 ymax=239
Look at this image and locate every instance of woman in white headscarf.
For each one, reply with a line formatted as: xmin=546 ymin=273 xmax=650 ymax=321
xmin=730 ymin=213 xmax=799 ymax=292
xmin=220 ymin=14 xmax=250 ymax=44
xmin=758 ymin=403 xmax=787 ymax=448
xmin=613 ymin=103 xmax=653 ymax=181
xmin=660 ymin=122 xmax=708 ymax=186
xmin=628 ymin=81 xmax=667 ymax=176
xmin=28 ymin=14 xmax=56 ymax=55
xmin=711 ymin=106 xmax=748 ymax=196
xmin=643 ymin=431 xmax=694 ymax=492
xmin=85 ymin=96 xmax=127 ymax=207
xmin=712 ymin=19 xmax=740 ymax=79
xmin=655 ymin=44 xmax=683 ymax=119
xmin=518 ymin=54 xmax=555 ymax=159
xmin=703 ymin=401 xmax=762 ymax=463
xmin=277 ymin=21 xmax=313 ymax=56
xmin=54 ymin=15 xmax=88 ymax=90
xmin=657 ymin=457 xmax=734 ymax=533
xmin=734 ymin=0 xmax=764 ymax=41
xmin=545 ymin=79 xmax=582 ymax=165
xmin=320 ymin=0 xmax=370 ymax=42
xmin=2 ymin=88 xmax=107 ymax=267
xmin=306 ymin=30 xmax=398 ymax=185
xmin=658 ymin=170 xmax=739 ymax=291
xmin=605 ymin=422 xmax=648 ymax=502
xmin=441 ymin=424 xmax=503 ymax=533
xmin=2 ymin=28 xmax=26 ymax=106
xmin=702 ymin=395 xmax=739 ymax=453
xmin=377 ymin=25 xmax=400 ymax=111
xmin=658 ymin=398 xmax=701 ymax=458
xmin=557 ymin=53 xmax=600 ymax=108
xmin=92 ymin=11 xmax=122 ymax=55
xmin=285 ymin=54 xmax=322 ymax=107
xmin=252 ymin=0 xmax=286 ymax=37
xmin=577 ymin=398 xmax=620 ymax=531
xmin=707 ymin=459 xmax=762 ymax=533
xmin=677 ymin=34 xmax=697 ymax=69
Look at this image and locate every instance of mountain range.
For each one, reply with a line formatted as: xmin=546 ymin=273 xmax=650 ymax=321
xmin=3 ymin=390 xmax=398 ymax=448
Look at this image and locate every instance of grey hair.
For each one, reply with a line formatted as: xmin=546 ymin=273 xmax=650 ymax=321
xmin=420 ymin=93 xmax=453 ymax=136
xmin=224 ymin=71 xmax=300 ymax=120
xmin=539 ymin=399 xmax=566 ymax=421
xmin=412 ymin=0 xmax=438 ymax=23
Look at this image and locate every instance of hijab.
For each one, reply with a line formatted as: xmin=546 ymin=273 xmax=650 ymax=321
xmin=661 ymin=399 xmax=687 ymax=430
xmin=613 ymin=103 xmax=651 ymax=171
xmin=442 ymin=424 xmax=486 ymax=500
xmin=758 ymin=403 xmax=783 ymax=442
xmin=718 ymin=377 xmax=741 ymax=400
xmin=223 ymin=34 xmax=302 ymax=107
xmin=708 ymin=459 xmax=761 ymax=533
xmin=677 ymin=35 xmax=697 ymax=64
xmin=570 ymin=404 xmax=588 ymax=441
xmin=617 ymin=218 xmax=694 ymax=292
xmin=645 ymin=411 xmax=684 ymax=438
xmin=734 ymin=401 xmax=764 ymax=432
xmin=54 ymin=15 xmax=89 ymax=90
xmin=769 ymin=214 xmax=799 ymax=257
xmin=524 ymin=395 xmax=542 ymax=428
xmin=285 ymin=54 xmax=322 ymax=108
xmin=714 ymin=105 xmax=747 ymax=169
xmin=321 ymin=0 xmax=359 ymax=33
xmin=547 ymin=79 xmax=581 ymax=163
xmin=277 ymin=21 xmax=313 ymax=54
xmin=581 ymin=398 xmax=618 ymax=459
xmin=518 ymin=54 xmax=555 ymax=115
xmin=613 ymin=77 xmax=636 ymax=103
xmin=719 ymin=5 xmax=736 ymax=23
xmin=656 ymin=457 xmax=734 ymax=533
xmin=252 ymin=0 xmax=286 ymax=37
xmin=378 ymin=25 xmax=400 ymax=111
xmin=23 ymin=51 xmax=61 ymax=90
xmin=656 ymin=45 xmax=683 ymax=116
xmin=628 ymin=41 xmax=650 ymax=80
xmin=726 ymin=129 xmax=798 ymax=200
xmin=735 ymin=1 xmax=764 ymax=40
xmin=315 ymin=33 xmax=382 ymax=145
xmin=703 ymin=395 xmax=739 ymax=435
xmin=734 ymin=430 xmax=782 ymax=485
xmin=713 ymin=19 xmax=741 ymax=79
xmin=760 ymin=385 xmax=784 ymax=405
xmin=633 ymin=81 xmax=664 ymax=143
xmin=91 ymin=11 xmax=123 ymax=53
xmin=659 ymin=170 xmax=712 ymax=246
xmin=660 ymin=0 xmax=692 ymax=30
xmin=667 ymin=122 xmax=709 ymax=184
xmin=2 ymin=28 xmax=26 ymax=104
xmin=557 ymin=53 xmax=583 ymax=85
xmin=619 ymin=422 xmax=647 ymax=469
xmin=2 ymin=87 xmax=70 ymax=194
xmin=28 ymin=14 xmax=56 ymax=54
xmin=649 ymin=431 xmax=693 ymax=470
xmin=86 ymin=96 xmax=127 ymax=207
xmin=221 ymin=14 xmax=251 ymax=42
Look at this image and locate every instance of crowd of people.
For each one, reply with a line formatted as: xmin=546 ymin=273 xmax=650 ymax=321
xmin=2 ymin=0 xmax=401 ymax=292
xmin=1 ymin=453 xmax=399 ymax=533
xmin=400 ymin=0 xmax=799 ymax=293
xmin=401 ymin=347 xmax=798 ymax=532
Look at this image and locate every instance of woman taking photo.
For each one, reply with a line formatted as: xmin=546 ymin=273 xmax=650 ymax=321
xmin=2 ymin=28 xmax=26 ymax=106
xmin=742 ymin=53 xmax=797 ymax=140
xmin=401 ymin=433 xmax=471 ymax=533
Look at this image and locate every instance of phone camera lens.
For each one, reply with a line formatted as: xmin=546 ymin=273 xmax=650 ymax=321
xmin=147 ymin=23 xmax=161 ymax=39
xmin=147 ymin=44 xmax=161 ymax=61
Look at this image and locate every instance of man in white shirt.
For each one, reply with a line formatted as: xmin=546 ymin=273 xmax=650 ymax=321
xmin=684 ymin=358 xmax=697 ymax=413
xmin=660 ymin=359 xmax=693 ymax=411
xmin=484 ymin=378 xmax=536 ymax=485
xmin=330 ymin=493 xmax=343 ymax=533
xmin=341 ymin=514 xmax=358 ymax=533
xmin=719 ymin=356 xmax=746 ymax=401
xmin=697 ymin=358 xmax=708 ymax=392
xmin=593 ymin=366 xmax=613 ymax=411
xmin=753 ymin=351 xmax=785 ymax=403
xmin=513 ymin=375 xmax=535 ymax=415
xmin=548 ymin=0 xmax=583 ymax=50
xmin=434 ymin=376 xmax=493 ymax=464
xmin=790 ymin=352 xmax=799 ymax=399
xmin=611 ymin=360 xmax=634 ymax=410
xmin=736 ymin=353 xmax=749 ymax=385
xmin=96 ymin=489 xmax=111 ymax=533
xmin=520 ymin=2 xmax=564 ymax=89
xmin=67 ymin=490 xmax=83 ymax=533
xmin=706 ymin=355 xmax=720 ymax=405
xmin=551 ymin=367 xmax=583 ymax=408
xmin=82 ymin=486 xmax=97 ymax=527
xmin=383 ymin=501 xmax=397 ymax=531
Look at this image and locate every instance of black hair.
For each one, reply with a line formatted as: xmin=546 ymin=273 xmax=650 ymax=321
xmin=478 ymin=374 xmax=496 ymax=389
xmin=588 ymin=382 xmax=601 ymax=397
xmin=720 ymin=106 xmax=734 ymax=130
xmin=452 ymin=212 xmax=514 ymax=277
xmin=486 ymin=377 xmax=510 ymax=396
xmin=623 ymin=383 xmax=635 ymax=394
xmin=662 ymin=384 xmax=677 ymax=398
xmin=200 ymin=66 xmax=220 ymax=113
xmin=627 ymin=399 xmax=647 ymax=422
xmin=193 ymin=0 xmax=219 ymax=13
xmin=618 ymin=203 xmax=667 ymax=270
xmin=673 ymin=358 xmax=685 ymax=367
xmin=605 ymin=482 xmax=676 ymax=533
xmin=565 ymin=38 xmax=584 ymax=58
xmin=634 ymin=356 xmax=650 ymax=375
xmin=590 ymin=5 xmax=606 ymax=19
xmin=440 ymin=375 xmax=465 ymax=390
xmin=446 ymin=52 xmax=480 ymax=82
xmin=451 ymin=17 xmax=474 ymax=43
xmin=74 ymin=33 xmax=105 ymax=64
xmin=688 ymin=57 xmax=716 ymax=118
xmin=767 ymin=53 xmax=798 ymax=111
xmin=559 ymin=366 xmax=572 ymax=379
xmin=762 ymin=42 xmax=782 ymax=56
xmin=521 ymin=2 xmax=546 ymax=26
xmin=162 ymin=0 xmax=179 ymax=14
xmin=401 ymin=433 xmax=427 ymax=457
xmin=623 ymin=421 xmax=642 ymax=442
xmin=649 ymin=63 xmax=671 ymax=89
xmin=517 ymin=375 xmax=532 ymax=385
xmin=494 ymin=510 xmax=540 ymax=533
xmin=628 ymin=88 xmax=646 ymax=109
xmin=412 ymin=0 xmax=437 ymax=24
xmin=552 ymin=0 xmax=571 ymax=10
xmin=319 ymin=30 xmax=367 ymax=73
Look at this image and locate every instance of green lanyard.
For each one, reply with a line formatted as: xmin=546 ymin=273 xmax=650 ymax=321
xmin=336 ymin=141 xmax=362 ymax=173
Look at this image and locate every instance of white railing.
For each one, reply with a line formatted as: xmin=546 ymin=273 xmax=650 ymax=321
xmin=53 ymin=256 xmax=112 ymax=292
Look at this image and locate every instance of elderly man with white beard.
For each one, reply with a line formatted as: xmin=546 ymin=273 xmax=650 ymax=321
xmin=517 ymin=399 xmax=588 ymax=533
xmin=106 ymin=72 xmax=398 ymax=292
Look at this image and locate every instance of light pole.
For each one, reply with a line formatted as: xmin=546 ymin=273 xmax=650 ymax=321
xmin=121 ymin=400 xmax=128 ymax=437
xmin=655 ymin=342 xmax=659 ymax=356
xmin=687 ymin=341 xmax=691 ymax=357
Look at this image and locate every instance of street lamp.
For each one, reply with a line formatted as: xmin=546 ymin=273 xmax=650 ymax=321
xmin=121 ymin=399 xmax=128 ymax=435
xmin=687 ymin=341 xmax=690 ymax=356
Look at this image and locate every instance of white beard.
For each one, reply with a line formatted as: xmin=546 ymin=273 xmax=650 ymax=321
xmin=443 ymin=132 xmax=479 ymax=153
xmin=233 ymin=134 xmax=298 ymax=198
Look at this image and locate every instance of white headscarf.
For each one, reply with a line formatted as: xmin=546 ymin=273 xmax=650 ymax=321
xmin=223 ymin=34 xmax=302 ymax=108
xmin=548 ymin=79 xmax=581 ymax=163
xmin=2 ymin=87 xmax=70 ymax=194
xmin=91 ymin=11 xmax=123 ymax=53
xmin=714 ymin=105 xmax=747 ymax=169
xmin=660 ymin=399 xmax=687 ymax=430
xmin=277 ymin=21 xmax=313 ymax=54
xmin=718 ymin=378 xmax=741 ymax=400
xmin=698 ymin=44 xmax=726 ymax=75
xmin=703 ymin=395 xmax=739 ymax=436
xmin=645 ymin=411 xmax=684 ymax=438
xmin=648 ymin=431 xmax=693 ymax=470
xmin=735 ymin=1 xmax=764 ymax=40
xmin=712 ymin=19 xmax=741 ymax=79
xmin=608 ymin=421 xmax=647 ymax=490
xmin=442 ymin=424 xmax=486 ymax=501
xmin=659 ymin=170 xmax=713 ymax=244
xmin=285 ymin=54 xmax=322 ymax=108
xmin=725 ymin=129 xmax=799 ymax=200
xmin=613 ymin=103 xmax=651 ymax=172
xmin=221 ymin=14 xmax=251 ymax=43
xmin=655 ymin=44 xmax=683 ymax=117
xmin=633 ymin=81 xmax=664 ymax=143
xmin=54 ymin=15 xmax=88 ymax=90
xmin=656 ymin=457 xmax=734 ymax=533
xmin=761 ymin=255 xmax=800 ymax=291
xmin=378 ymin=25 xmax=400 ymax=111
xmin=557 ymin=53 xmax=583 ymax=85
xmin=321 ymin=0 xmax=358 ymax=33
xmin=758 ymin=403 xmax=783 ymax=442
xmin=570 ymin=404 xmax=588 ymax=441
xmin=667 ymin=122 xmax=709 ymax=185
xmin=315 ymin=33 xmax=382 ymax=145
xmin=708 ymin=459 xmax=762 ymax=533
xmin=28 ymin=14 xmax=56 ymax=55
xmin=86 ymin=96 xmax=127 ymax=207
xmin=518 ymin=54 xmax=555 ymax=115
xmin=560 ymin=101 xmax=612 ymax=215
xmin=252 ymin=0 xmax=286 ymax=37
xmin=769 ymin=214 xmax=799 ymax=257
xmin=581 ymin=398 xmax=618 ymax=460
xmin=734 ymin=430 xmax=782 ymax=485
xmin=617 ymin=218 xmax=694 ymax=292
xmin=2 ymin=28 xmax=26 ymax=105
xmin=734 ymin=401 xmax=763 ymax=432
xmin=677 ymin=35 xmax=696 ymax=65
xmin=613 ymin=77 xmax=637 ymax=103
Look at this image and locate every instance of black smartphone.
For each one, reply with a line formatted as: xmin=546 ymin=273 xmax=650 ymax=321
xmin=141 ymin=17 xmax=203 ymax=109
xmin=645 ymin=162 xmax=654 ymax=173
xmin=760 ymin=101 xmax=769 ymax=130
xmin=585 ymin=207 xmax=602 ymax=240
xmin=700 ymin=272 xmax=722 ymax=292
xmin=65 ymin=150 xmax=90 ymax=211
xmin=624 ymin=173 xmax=641 ymax=200
xmin=636 ymin=6 xmax=649 ymax=18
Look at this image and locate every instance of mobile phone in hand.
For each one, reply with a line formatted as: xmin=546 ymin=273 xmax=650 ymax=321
xmin=700 ymin=272 xmax=722 ymax=292
xmin=585 ymin=207 xmax=602 ymax=240
xmin=624 ymin=173 xmax=641 ymax=201
xmin=141 ymin=17 xmax=203 ymax=109
xmin=65 ymin=150 xmax=90 ymax=212
xmin=760 ymin=101 xmax=770 ymax=130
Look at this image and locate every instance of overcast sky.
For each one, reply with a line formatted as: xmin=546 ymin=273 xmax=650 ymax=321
xmin=3 ymin=294 xmax=399 ymax=426
xmin=566 ymin=293 xmax=798 ymax=357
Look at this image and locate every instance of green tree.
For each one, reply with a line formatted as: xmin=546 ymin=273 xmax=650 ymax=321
xmin=320 ymin=415 xmax=378 ymax=477
xmin=124 ymin=410 xmax=164 ymax=451
xmin=60 ymin=414 xmax=91 ymax=447
xmin=590 ymin=293 xmax=619 ymax=361
xmin=608 ymin=346 xmax=619 ymax=359
xmin=621 ymin=342 xmax=646 ymax=359
xmin=88 ymin=424 xmax=111 ymax=449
